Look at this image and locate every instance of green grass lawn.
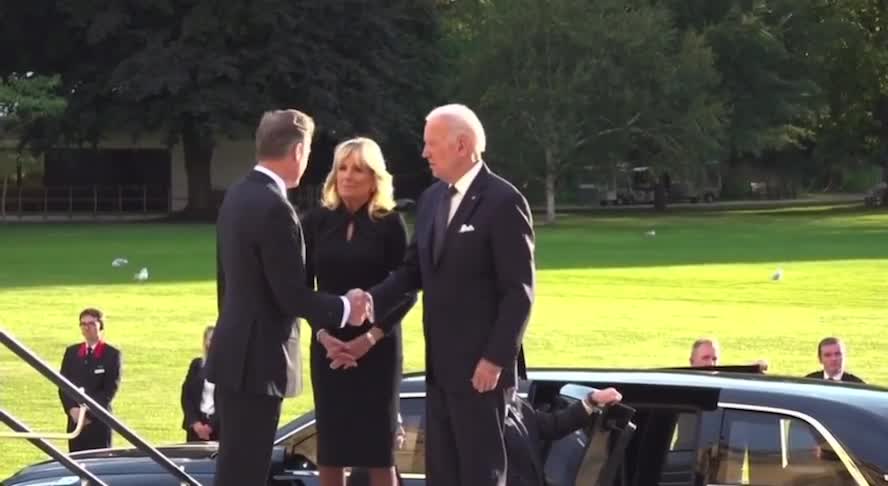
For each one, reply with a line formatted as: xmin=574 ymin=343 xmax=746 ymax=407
xmin=1 ymin=205 xmax=887 ymax=478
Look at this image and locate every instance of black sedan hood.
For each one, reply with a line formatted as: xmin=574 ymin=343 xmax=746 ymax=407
xmin=4 ymin=443 xmax=219 ymax=484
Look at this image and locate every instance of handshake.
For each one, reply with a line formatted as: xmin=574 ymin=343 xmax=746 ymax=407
xmin=345 ymin=288 xmax=374 ymax=326
xmin=318 ymin=289 xmax=378 ymax=370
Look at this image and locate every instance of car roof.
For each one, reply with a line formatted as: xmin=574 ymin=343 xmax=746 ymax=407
xmin=400 ymin=368 xmax=888 ymax=414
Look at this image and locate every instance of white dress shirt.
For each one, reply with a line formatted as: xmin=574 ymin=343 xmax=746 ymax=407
xmin=823 ymin=371 xmax=844 ymax=381
xmin=447 ymin=161 xmax=484 ymax=224
xmin=199 ymin=379 xmax=216 ymax=415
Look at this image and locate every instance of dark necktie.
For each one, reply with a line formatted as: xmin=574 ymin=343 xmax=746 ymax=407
xmin=433 ymin=185 xmax=458 ymax=264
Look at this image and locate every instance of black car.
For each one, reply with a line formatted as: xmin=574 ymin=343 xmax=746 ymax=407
xmin=5 ymin=368 xmax=888 ymax=486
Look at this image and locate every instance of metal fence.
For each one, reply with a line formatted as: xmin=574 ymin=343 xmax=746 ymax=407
xmin=0 ymin=329 xmax=203 ymax=485
xmin=0 ymin=185 xmax=171 ymax=220
xmin=0 ymin=176 xmax=421 ymax=221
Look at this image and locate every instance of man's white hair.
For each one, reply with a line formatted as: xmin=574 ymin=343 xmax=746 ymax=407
xmin=426 ymin=104 xmax=487 ymax=155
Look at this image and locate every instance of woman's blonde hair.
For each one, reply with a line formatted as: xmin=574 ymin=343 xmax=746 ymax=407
xmin=321 ymin=137 xmax=396 ymax=219
xmin=202 ymin=325 xmax=215 ymax=358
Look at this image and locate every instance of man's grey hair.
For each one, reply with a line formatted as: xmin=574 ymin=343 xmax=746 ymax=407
xmin=690 ymin=337 xmax=719 ymax=358
xmin=426 ymin=104 xmax=487 ymax=156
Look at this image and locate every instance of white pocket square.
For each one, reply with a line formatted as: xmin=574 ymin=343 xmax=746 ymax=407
xmin=458 ymin=224 xmax=475 ymax=233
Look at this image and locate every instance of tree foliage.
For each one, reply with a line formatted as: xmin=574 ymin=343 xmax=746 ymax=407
xmin=449 ymin=0 xmax=725 ymax=221
xmin=1 ymin=0 xmax=445 ymax=215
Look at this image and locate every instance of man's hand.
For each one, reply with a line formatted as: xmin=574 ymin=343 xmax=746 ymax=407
xmin=754 ymin=359 xmax=769 ymax=372
xmin=588 ymin=387 xmax=622 ymax=407
xmin=192 ymin=422 xmax=212 ymax=441
xmin=345 ymin=289 xmax=374 ymax=326
xmin=471 ymin=358 xmax=502 ymax=393
xmin=69 ymin=407 xmax=92 ymax=426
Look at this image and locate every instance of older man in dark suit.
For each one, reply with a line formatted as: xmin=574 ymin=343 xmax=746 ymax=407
xmin=364 ymin=104 xmax=535 ymax=486
xmin=206 ymin=109 xmax=368 ymax=486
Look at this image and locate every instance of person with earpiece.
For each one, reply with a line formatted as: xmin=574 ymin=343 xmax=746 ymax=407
xmin=58 ymin=307 xmax=122 ymax=452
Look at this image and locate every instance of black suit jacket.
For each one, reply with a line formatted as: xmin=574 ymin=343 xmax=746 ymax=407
xmin=505 ymin=397 xmax=598 ymax=486
xmin=371 ymin=164 xmax=534 ymax=391
xmin=805 ymin=370 xmax=865 ymax=383
xmin=58 ymin=342 xmax=122 ymax=421
xmin=207 ymin=170 xmax=345 ymax=395
xmin=180 ymin=357 xmax=220 ymax=430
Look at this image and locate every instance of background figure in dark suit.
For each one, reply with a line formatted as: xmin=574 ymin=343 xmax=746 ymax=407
xmin=206 ymin=109 xmax=368 ymax=486
xmin=805 ymin=336 xmax=865 ymax=383
xmin=58 ymin=307 xmax=122 ymax=452
xmin=367 ymin=104 xmax=535 ymax=486
xmin=505 ymin=387 xmax=623 ymax=486
xmin=180 ymin=325 xmax=220 ymax=442
xmin=303 ymin=137 xmax=417 ymax=486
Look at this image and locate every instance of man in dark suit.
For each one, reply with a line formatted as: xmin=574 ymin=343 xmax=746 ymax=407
xmin=58 ymin=307 xmax=122 ymax=452
xmin=206 ymin=109 xmax=368 ymax=486
xmin=364 ymin=104 xmax=535 ymax=486
xmin=805 ymin=337 xmax=865 ymax=383
xmin=505 ymin=387 xmax=623 ymax=486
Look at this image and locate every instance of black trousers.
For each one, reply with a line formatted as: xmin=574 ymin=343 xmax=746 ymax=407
xmin=425 ymin=383 xmax=508 ymax=486
xmin=67 ymin=418 xmax=111 ymax=452
xmin=214 ymin=388 xmax=282 ymax=486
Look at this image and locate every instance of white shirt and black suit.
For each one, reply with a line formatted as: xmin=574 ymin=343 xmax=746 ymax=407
xmin=805 ymin=370 xmax=865 ymax=383
xmin=206 ymin=166 xmax=352 ymax=486
xmin=58 ymin=340 xmax=122 ymax=452
xmin=180 ymin=356 xmax=219 ymax=441
xmin=369 ymin=162 xmax=535 ymax=486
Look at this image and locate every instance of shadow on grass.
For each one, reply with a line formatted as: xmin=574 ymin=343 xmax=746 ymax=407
xmin=0 ymin=206 xmax=886 ymax=288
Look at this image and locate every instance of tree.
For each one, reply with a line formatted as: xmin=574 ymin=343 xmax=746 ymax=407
xmin=450 ymin=0 xmax=725 ymax=222
xmin=1 ymin=0 xmax=445 ymax=217
xmin=0 ymin=73 xmax=66 ymax=219
xmin=703 ymin=1 xmax=822 ymax=162
xmin=805 ymin=0 xmax=888 ymax=200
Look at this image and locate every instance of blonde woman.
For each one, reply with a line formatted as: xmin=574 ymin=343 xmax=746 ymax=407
xmin=180 ymin=326 xmax=219 ymax=442
xmin=302 ymin=137 xmax=417 ymax=486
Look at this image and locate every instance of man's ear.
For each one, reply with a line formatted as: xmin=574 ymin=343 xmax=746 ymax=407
xmin=292 ymin=142 xmax=304 ymax=160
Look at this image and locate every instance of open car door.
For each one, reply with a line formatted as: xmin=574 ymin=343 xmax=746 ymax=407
xmin=574 ymin=402 xmax=636 ymax=485
xmin=542 ymin=384 xmax=637 ymax=486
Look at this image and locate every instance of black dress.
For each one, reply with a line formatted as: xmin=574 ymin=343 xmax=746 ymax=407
xmin=303 ymin=204 xmax=417 ymax=467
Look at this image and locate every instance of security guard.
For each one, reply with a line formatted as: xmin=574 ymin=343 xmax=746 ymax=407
xmin=58 ymin=307 xmax=122 ymax=452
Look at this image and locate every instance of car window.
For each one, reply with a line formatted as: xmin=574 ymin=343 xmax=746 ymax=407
xmin=713 ymin=409 xmax=856 ymax=486
xmin=281 ymin=396 xmax=427 ymax=476
xmin=671 ymin=411 xmax=698 ymax=451
xmin=662 ymin=412 xmax=700 ymax=485
xmin=574 ymin=403 xmax=636 ymax=485
xmin=283 ymin=419 xmax=319 ymax=467
xmin=395 ymin=397 xmax=426 ymax=475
